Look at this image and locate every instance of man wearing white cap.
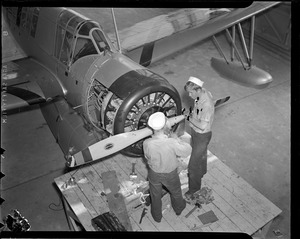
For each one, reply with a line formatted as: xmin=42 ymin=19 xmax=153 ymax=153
xmin=143 ymin=112 xmax=192 ymax=222
xmin=183 ymin=76 xmax=215 ymax=201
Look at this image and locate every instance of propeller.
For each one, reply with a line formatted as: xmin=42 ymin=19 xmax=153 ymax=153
xmin=68 ymin=114 xmax=185 ymax=167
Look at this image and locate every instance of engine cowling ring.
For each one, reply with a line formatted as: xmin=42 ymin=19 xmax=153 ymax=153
xmin=114 ymin=84 xmax=182 ymax=157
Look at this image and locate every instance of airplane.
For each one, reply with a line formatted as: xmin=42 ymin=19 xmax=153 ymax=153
xmin=1 ymin=3 xmax=280 ymax=168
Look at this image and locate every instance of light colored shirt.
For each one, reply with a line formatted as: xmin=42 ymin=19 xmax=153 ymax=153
xmin=143 ymin=134 xmax=192 ymax=173
xmin=189 ymin=88 xmax=214 ymax=133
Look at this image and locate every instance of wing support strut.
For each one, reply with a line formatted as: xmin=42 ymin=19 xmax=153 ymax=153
xmin=212 ymin=36 xmax=229 ymax=65
xmin=214 ymin=15 xmax=256 ymax=69
xmin=111 ymin=8 xmax=122 ymax=53
xmin=231 ymin=25 xmax=236 ymax=62
xmin=225 ymin=28 xmax=247 ymax=70
xmin=211 ymin=14 xmax=272 ymax=87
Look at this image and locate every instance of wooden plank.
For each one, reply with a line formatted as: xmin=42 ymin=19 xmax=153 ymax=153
xmin=209 ymin=158 xmax=282 ymax=217
xmin=129 ymin=216 xmax=142 ymax=231
xmin=136 ymin=190 xmax=179 ymax=231
xmin=220 ymin=217 xmax=242 ymax=232
xmin=101 ymin=170 xmax=132 ymax=231
xmin=102 ymin=154 xmax=146 ymax=211
xmin=205 ymin=199 xmax=241 ymax=232
xmin=181 ymin=184 xmax=213 ymax=232
xmin=101 ymin=155 xmax=131 ymax=187
xmin=202 ymin=175 xmax=257 ymax=234
xmin=55 ymin=173 xmax=96 ymax=231
xmin=178 ymin=205 xmax=206 ymax=232
xmin=114 ymin=154 xmax=147 ymax=181
xmin=162 ymin=209 xmax=190 ymax=232
xmin=64 ymin=170 xmax=99 ymax=219
xmin=71 ymin=167 xmax=107 ymax=216
xmin=129 ymin=207 xmax=158 ymax=231
xmin=54 ymin=149 xmax=281 ymax=233
xmin=80 ymin=166 xmax=109 ymax=213
xmin=90 ymin=160 xmax=110 ymax=177
xmin=146 ymin=212 xmax=174 ymax=231
xmin=199 ymin=201 xmax=225 ymax=232
xmin=125 ymin=155 xmax=149 ymax=179
xmin=181 ymin=175 xmax=225 ymax=232
xmin=152 ymin=191 xmax=190 ymax=232
xmin=208 ymin=164 xmax=274 ymax=224
xmin=205 ymin=171 xmax=266 ymax=230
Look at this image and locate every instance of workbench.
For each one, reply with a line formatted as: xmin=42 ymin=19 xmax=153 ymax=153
xmin=54 ymin=149 xmax=281 ymax=237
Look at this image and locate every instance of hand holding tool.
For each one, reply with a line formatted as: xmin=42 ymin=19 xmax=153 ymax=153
xmin=182 ymin=107 xmax=193 ymax=121
xmin=185 ymin=202 xmax=201 ymax=218
xmin=139 ymin=208 xmax=148 ymax=224
xmin=185 ymin=106 xmax=193 ymax=121
xmin=129 ymin=162 xmax=137 ymax=180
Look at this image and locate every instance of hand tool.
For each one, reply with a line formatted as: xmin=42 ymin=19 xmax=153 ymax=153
xmin=129 ymin=162 xmax=137 ymax=180
xmin=133 ymin=204 xmax=142 ymax=209
xmin=139 ymin=208 xmax=148 ymax=224
xmin=185 ymin=202 xmax=201 ymax=218
xmin=185 ymin=106 xmax=193 ymax=121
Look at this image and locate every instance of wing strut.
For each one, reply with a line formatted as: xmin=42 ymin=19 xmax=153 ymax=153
xmin=225 ymin=28 xmax=247 ymax=70
xmin=111 ymin=8 xmax=122 ymax=53
xmin=249 ymin=16 xmax=255 ymax=67
xmin=211 ymin=14 xmax=272 ymax=87
xmin=213 ymin=14 xmax=257 ymax=70
xmin=212 ymin=36 xmax=229 ymax=65
xmin=237 ymin=23 xmax=250 ymax=66
xmin=231 ymin=25 xmax=236 ymax=62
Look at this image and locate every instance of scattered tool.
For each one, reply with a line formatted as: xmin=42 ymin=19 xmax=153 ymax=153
xmin=133 ymin=204 xmax=143 ymax=209
xmin=139 ymin=208 xmax=148 ymax=224
xmin=129 ymin=162 xmax=137 ymax=180
xmin=273 ymin=229 xmax=283 ymax=238
xmin=185 ymin=202 xmax=201 ymax=218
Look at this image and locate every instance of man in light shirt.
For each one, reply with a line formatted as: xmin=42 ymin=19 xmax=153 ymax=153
xmin=143 ymin=112 xmax=192 ymax=222
xmin=184 ymin=76 xmax=215 ymax=201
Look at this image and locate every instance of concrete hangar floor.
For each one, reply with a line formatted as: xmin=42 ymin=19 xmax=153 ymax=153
xmin=1 ymin=7 xmax=290 ymax=238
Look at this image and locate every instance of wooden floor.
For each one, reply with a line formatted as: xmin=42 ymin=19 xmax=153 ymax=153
xmin=54 ymin=150 xmax=282 ymax=234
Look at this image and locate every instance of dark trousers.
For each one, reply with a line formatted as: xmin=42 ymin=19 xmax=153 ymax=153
xmin=148 ymin=168 xmax=186 ymax=222
xmin=187 ymin=129 xmax=212 ymax=194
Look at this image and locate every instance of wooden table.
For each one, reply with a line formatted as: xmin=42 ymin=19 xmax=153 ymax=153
xmin=54 ymin=150 xmax=281 ymax=237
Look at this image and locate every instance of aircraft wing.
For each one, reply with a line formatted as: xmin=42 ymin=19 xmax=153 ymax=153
xmin=106 ymin=2 xmax=280 ymax=66
xmin=2 ymin=58 xmax=64 ymax=114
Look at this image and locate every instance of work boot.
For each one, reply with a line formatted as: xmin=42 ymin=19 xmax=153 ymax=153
xmin=184 ymin=191 xmax=195 ymax=203
xmin=175 ymin=200 xmax=186 ymax=216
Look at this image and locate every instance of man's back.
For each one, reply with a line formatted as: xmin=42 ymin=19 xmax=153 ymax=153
xmin=143 ymin=134 xmax=192 ymax=173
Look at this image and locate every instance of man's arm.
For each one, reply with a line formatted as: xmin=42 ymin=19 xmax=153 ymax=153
xmin=171 ymin=137 xmax=192 ymax=158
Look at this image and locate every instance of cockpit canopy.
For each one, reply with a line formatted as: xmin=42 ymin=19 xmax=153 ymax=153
xmin=54 ymin=8 xmax=113 ymax=66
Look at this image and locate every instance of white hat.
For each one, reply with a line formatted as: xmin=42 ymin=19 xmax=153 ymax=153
xmin=148 ymin=112 xmax=166 ymax=130
xmin=188 ymin=76 xmax=204 ymax=87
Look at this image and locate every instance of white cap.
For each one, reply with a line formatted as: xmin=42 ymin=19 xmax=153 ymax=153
xmin=188 ymin=76 xmax=204 ymax=87
xmin=148 ymin=112 xmax=166 ymax=130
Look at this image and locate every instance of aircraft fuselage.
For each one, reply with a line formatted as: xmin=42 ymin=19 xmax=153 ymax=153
xmin=2 ymin=7 xmax=182 ymax=158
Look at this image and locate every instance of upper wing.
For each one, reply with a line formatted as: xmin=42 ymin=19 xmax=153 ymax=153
xmin=106 ymin=2 xmax=280 ymax=66
xmin=2 ymin=58 xmax=64 ymax=114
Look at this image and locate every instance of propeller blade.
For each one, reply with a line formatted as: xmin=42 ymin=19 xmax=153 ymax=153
xmin=68 ymin=115 xmax=185 ymax=167
xmin=214 ymin=96 xmax=230 ymax=108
